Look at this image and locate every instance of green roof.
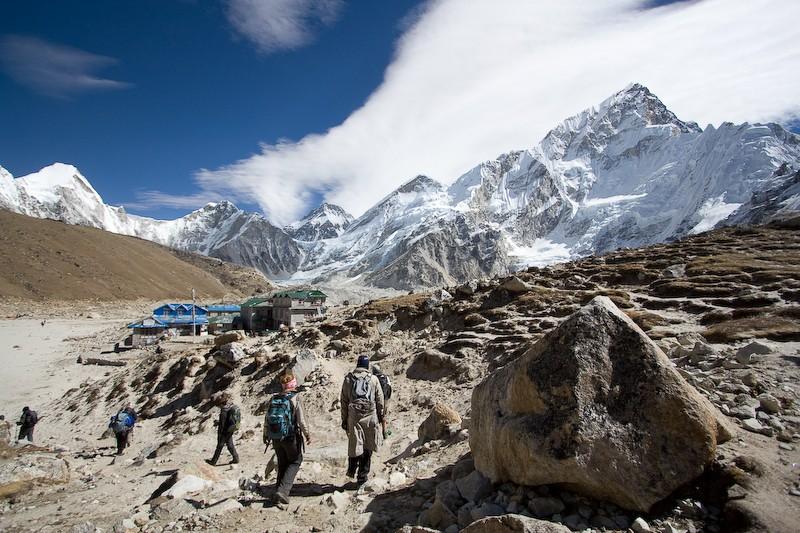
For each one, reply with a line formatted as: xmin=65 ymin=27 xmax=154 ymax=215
xmin=241 ymin=297 xmax=270 ymax=307
xmin=208 ymin=314 xmax=239 ymax=324
xmin=273 ymin=289 xmax=327 ymax=299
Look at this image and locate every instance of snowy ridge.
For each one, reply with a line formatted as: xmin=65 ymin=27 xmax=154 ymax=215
xmin=2 ymin=84 xmax=799 ymax=289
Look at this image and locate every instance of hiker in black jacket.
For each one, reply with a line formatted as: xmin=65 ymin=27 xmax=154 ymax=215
xmin=17 ymin=406 xmax=38 ymax=442
xmin=207 ymin=401 xmax=241 ymax=465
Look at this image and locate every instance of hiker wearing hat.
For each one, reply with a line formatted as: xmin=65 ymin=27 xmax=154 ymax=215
xmin=17 ymin=406 xmax=39 ymax=443
xmin=264 ymin=371 xmax=310 ymax=505
xmin=340 ymin=354 xmax=385 ymax=485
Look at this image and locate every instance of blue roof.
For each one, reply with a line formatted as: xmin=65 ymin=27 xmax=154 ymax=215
xmin=160 ymin=317 xmax=209 ymax=326
xmin=127 ymin=317 xmax=168 ymax=329
xmin=208 ymin=304 xmax=241 ymax=312
xmin=153 ymin=303 xmax=208 ymax=314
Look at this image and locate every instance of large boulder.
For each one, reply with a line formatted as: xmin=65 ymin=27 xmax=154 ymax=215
xmin=216 ymin=342 xmax=246 ymax=367
xmin=462 ymin=514 xmax=570 ymax=533
xmin=470 ymin=296 xmax=734 ymax=512
xmin=0 ymin=454 xmax=70 ymax=497
xmin=213 ymin=330 xmax=246 ymax=346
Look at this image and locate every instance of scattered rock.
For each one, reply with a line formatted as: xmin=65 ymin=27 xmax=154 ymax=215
xmin=389 ymin=471 xmax=407 ymax=487
xmin=502 ymin=276 xmax=532 ymax=293
xmin=418 ymin=403 xmax=462 ymax=442
xmin=213 ymin=330 xmax=246 ymax=346
xmin=527 ymin=497 xmax=565 ymax=518
xmin=462 ymin=513 xmax=570 ymax=532
xmin=735 ymin=341 xmax=772 ymax=363
xmin=631 ymin=517 xmax=652 ymax=532
xmin=325 ymin=490 xmax=350 ymax=513
xmin=163 ymin=474 xmax=213 ymax=499
xmin=470 ymin=297 xmax=734 ymax=512
xmin=455 ymin=471 xmax=492 ymax=503
xmin=757 ymin=393 xmax=781 ymax=414
xmin=216 ymin=342 xmax=246 ymax=367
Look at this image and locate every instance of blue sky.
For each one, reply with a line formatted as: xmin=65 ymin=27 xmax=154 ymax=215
xmin=0 ymin=0 xmax=423 ymax=218
xmin=1 ymin=1 xmax=799 ymax=224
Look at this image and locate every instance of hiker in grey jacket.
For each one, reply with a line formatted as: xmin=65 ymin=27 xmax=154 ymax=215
xmin=264 ymin=372 xmax=310 ymax=505
xmin=340 ymin=354 xmax=384 ymax=484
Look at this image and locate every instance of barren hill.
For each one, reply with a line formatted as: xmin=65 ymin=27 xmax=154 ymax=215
xmin=0 ymin=209 xmax=272 ymax=301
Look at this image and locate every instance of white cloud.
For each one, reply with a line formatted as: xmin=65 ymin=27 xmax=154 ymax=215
xmin=224 ymin=0 xmax=343 ymax=53
xmin=178 ymin=0 xmax=800 ymax=225
xmin=125 ymin=189 xmax=229 ymax=211
xmin=0 ymin=35 xmax=130 ymax=98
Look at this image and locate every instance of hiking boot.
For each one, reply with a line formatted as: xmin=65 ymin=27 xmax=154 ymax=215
xmin=274 ymin=492 xmax=290 ymax=505
xmin=205 ymin=459 xmax=217 ymax=466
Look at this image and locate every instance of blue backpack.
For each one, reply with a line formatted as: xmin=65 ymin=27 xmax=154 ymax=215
xmin=111 ymin=412 xmax=133 ymax=434
xmin=266 ymin=393 xmax=295 ymax=441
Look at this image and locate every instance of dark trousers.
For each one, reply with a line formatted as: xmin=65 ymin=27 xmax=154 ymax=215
xmin=211 ymin=433 xmax=239 ymax=464
xmin=347 ymin=449 xmax=373 ymax=482
xmin=18 ymin=425 xmax=34 ymax=442
xmin=115 ymin=431 xmax=129 ymax=455
xmin=273 ymin=437 xmax=303 ymax=497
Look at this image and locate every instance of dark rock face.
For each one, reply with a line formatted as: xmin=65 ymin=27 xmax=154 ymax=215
xmin=470 ymin=296 xmax=733 ymax=512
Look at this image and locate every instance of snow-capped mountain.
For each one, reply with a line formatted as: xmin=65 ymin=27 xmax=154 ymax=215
xmin=284 ymin=203 xmax=354 ymax=241
xmin=0 ymin=165 xmax=301 ymax=278
xmin=2 ymin=84 xmax=799 ymax=289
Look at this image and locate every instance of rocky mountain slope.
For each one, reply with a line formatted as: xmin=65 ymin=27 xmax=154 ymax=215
xmin=2 ymin=85 xmax=799 ymax=289
xmin=0 ymin=209 xmax=272 ymax=301
xmin=1 ymin=218 xmax=798 ymax=532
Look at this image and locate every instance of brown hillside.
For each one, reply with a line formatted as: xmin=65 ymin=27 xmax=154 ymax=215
xmin=0 ymin=209 xmax=272 ymax=301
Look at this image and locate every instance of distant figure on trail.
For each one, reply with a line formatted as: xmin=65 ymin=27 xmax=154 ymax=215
xmin=109 ymin=405 xmax=137 ymax=455
xmin=40 ymin=319 xmax=46 ymax=327
xmin=207 ymin=400 xmax=241 ymax=466
xmin=264 ymin=372 xmax=310 ymax=505
xmin=17 ymin=406 xmax=39 ymax=442
xmin=341 ymin=354 xmax=385 ymax=485
xmin=0 ymin=415 xmax=11 ymax=443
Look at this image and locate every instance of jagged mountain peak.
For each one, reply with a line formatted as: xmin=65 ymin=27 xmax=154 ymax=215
xmin=285 ymin=201 xmax=354 ymax=241
xmin=397 ymin=174 xmax=442 ymax=194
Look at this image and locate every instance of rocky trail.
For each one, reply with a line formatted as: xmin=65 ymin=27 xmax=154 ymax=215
xmin=1 ymin=219 xmax=800 ymax=532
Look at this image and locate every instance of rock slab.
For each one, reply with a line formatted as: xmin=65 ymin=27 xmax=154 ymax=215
xmin=470 ymin=296 xmax=733 ymax=512
xmin=462 ymin=514 xmax=570 ymax=532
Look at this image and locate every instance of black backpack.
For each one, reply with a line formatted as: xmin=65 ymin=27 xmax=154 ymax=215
xmin=221 ymin=406 xmax=241 ymax=434
xmin=375 ymin=372 xmax=392 ymax=401
xmin=25 ymin=411 xmax=39 ymax=426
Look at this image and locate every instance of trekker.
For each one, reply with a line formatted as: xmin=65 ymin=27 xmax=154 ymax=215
xmin=109 ymin=405 xmax=137 ymax=455
xmin=264 ymin=372 xmax=310 ymax=505
xmin=207 ymin=400 xmax=241 ymax=466
xmin=0 ymin=415 xmax=11 ymax=443
xmin=371 ymin=363 xmax=393 ymax=421
xmin=17 ymin=406 xmax=38 ymax=442
xmin=341 ymin=354 xmax=385 ymax=485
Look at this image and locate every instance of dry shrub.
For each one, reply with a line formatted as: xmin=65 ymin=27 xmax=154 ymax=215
xmin=356 ymin=293 xmax=431 ymax=320
xmin=650 ymin=280 xmax=749 ymax=299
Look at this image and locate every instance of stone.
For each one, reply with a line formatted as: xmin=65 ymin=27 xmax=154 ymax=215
xmin=757 ymin=393 xmax=781 ymax=414
xmin=470 ymin=502 xmax=506 ymax=521
xmin=290 ymin=348 xmax=318 ymax=386
xmin=741 ymin=418 xmax=773 ymax=436
xmin=502 ymin=276 xmax=532 ymax=293
xmin=728 ymin=405 xmax=757 ymax=420
xmin=396 ymin=527 xmax=439 ymax=533
xmin=214 ymin=330 xmax=246 ymax=346
xmin=71 ymin=523 xmax=101 ymax=533
xmin=661 ymin=264 xmax=686 ymax=279
xmin=631 ymin=517 xmax=652 ymax=532
xmin=164 ymin=474 xmax=213 ymax=499
xmin=421 ymin=496 xmax=459 ymax=529
xmin=457 ymin=280 xmax=479 ymax=296
xmin=676 ymin=332 xmax=707 ymax=347
xmin=363 ymin=477 xmax=388 ymax=493
xmin=470 ymin=297 xmax=734 ymax=512
xmin=527 ymin=497 xmax=565 ymax=518
xmin=325 ymin=490 xmax=350 ymax=512
xmin=418 ymin=403 xmax=462 ymax=442
xmin=734 ymin=341 xmax=772 ymax=363
xmin=113 ymin=518 xmax=137 ymax=533
xmin=456 ymin=470 xmax=492 ymax=503
xmin=0 ymin=455 xmax=70 ymax=497
xmin=741 ymin=372 xmax=758 ymax=388
xmin=216 ymin=342 xmax=246 ymax=366
xmin=461 ymin=514 xmax=570 ymax=532
xmin=390 ymin=472 xmax=407 ymax=487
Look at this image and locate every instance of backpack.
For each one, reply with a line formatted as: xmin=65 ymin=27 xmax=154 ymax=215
xmin=375 ymin=371 xmax=392 ymax=401
xmin=26 ymin=411 xmax=39 ymax=426
xmin=221 ymin=406 xmax=241 ymax=434
xmin=351 ymin=373 xmax=372 ymax=401
xmin=110 ymin=413 xmax=130 ymax=435
xmin=266 ymin=393 xmax=295 ymax=441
